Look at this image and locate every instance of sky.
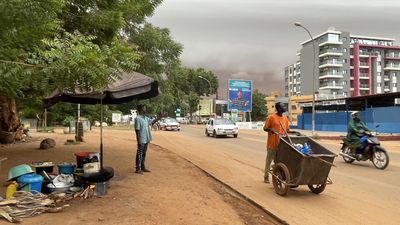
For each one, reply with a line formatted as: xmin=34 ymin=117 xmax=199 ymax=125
xmin=148 ymin=0 xmax=400 ymax=98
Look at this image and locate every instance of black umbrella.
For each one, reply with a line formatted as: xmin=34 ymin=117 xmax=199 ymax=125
xmin=43 ymin=71 xmax=159 ymax=170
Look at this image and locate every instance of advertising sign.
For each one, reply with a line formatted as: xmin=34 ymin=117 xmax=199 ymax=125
xmin=199 ymin=99 xmax=212 ymax=116
xmin=112 ymin=113 xmax=122 ymax=123
xmin=227 ymin=79 xmax=252 ymax=112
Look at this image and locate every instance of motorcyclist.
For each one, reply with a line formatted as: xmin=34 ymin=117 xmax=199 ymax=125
xmin=346 ymin=111 xmax=370 ymax=158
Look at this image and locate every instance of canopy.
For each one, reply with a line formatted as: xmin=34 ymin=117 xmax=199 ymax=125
xmin=43 ymin=71 xmax=158 ymax=108
xmin=43 ymin=71 xmax=159 ymax=172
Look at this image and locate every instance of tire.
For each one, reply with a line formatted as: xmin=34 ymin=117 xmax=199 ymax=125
xmin=233 ymin=134 xmax=238 ymax=138
xmin=213 ymin=130 xmax=218 ymax=138
xmin=308 ymin=184 xmax=326 ymax=194
xmin=372 ymin=146 xmax=389 ymax=170
xmin=272 ymin=163 xmax=291 ymax=196
xmin=205 ymin=129 xmax=209 ymax=137
xmin=342 ymin=146 xmax=355 ymax=164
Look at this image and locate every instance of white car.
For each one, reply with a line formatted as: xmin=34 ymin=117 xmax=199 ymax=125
xmin=160 ymin=118 xmax=181 ymax=131
xmin=205 ymin=118 xmax=238 ymax=138
xmin=176 ymin=117 xmax=189 ymax=124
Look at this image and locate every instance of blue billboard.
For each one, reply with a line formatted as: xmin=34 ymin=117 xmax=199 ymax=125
xmin=227 ymin=79 xmax=252 ymax=112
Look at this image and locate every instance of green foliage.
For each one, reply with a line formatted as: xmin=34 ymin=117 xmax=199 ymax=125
xmin=187 ymin=91 xmax=201 ymax=116
xmin=251 ymin=89 xmax=267 ymax=121
xmin=131 ymin=23 xmax=183 ymax=76
xmin=1 ymin=0 xmax=219 ymax=126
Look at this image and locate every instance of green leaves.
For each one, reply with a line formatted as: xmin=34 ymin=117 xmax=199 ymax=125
xmin=251 ymin=89 xmax=268 ymax=121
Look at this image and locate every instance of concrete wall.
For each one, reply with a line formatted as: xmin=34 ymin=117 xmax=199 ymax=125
xmin=298 ymin=106 xmax=400 ymax=133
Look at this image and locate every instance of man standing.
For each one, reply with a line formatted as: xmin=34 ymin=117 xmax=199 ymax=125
xmin=263 ymin=102 xmax=290 ymax=183
xmin=134 ymin=104 xmax=157 ymax=174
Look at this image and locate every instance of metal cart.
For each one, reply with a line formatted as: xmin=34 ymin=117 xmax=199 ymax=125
xmin=269 ymin=136 xmax=336 ymax=196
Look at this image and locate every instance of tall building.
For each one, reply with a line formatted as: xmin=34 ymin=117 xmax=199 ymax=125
xmin=285 ymin=29 xmax=399 ymax=99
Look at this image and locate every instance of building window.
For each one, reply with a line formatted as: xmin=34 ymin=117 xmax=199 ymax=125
xmin=343 ymin=81 xmax=347 ymax=85
xmin=394 ymin=83 xmax=397 ymax=87
xmin=377 ymin=72 xmax=381 ymax=76
xmin=291 ymin=105 xmax=297 ymax=110
xmin=377 ymin=83 xmax=381 ymax=87
xmin=393 ymin=72 xmax=397 ymax=77
xmin=343 ymin=48 xmax=347 ymax=52
xmin=343 ymin=59 xmax=347 ymax=63
xmin=342 ymin=70 xmax=347 ymax=75
xmin=328 ymin=33 xmax=339 ymax=42
xmin=342 ymin=37 xmax=347 ymax=41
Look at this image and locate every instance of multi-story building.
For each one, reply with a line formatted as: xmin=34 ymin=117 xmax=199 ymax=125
xmin=285 ymin=29 xmax=399 ymax=99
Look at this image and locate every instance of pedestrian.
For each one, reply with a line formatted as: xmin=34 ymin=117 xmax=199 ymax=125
xmin=263 ymin=102 xmax=293 ymax=183
xmin=134 ymin=104 xmax=158 ymax=174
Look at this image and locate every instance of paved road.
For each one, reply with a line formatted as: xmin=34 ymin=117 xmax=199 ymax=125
xmin=152 ymin=125 xmax=400 ymax=225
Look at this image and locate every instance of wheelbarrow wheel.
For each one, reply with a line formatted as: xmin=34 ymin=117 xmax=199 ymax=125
xmin=308 ymin=183 xmax=326 ymax=194
xmin=272 ymin=163 xmax=291 ymax=196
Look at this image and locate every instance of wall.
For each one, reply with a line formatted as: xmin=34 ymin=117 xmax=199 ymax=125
xmin=297 ymin=106 xmax=400 ymax=133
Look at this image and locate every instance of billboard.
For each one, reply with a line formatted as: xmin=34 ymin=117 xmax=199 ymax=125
xmin=227 ymin=79 xmax=252 ymax=112
xmin=199 ymin=99 xmax=212 ymax=116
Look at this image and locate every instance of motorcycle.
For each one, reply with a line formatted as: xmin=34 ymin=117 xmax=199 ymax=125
xmin=339 ymin=130 xmax=389 ymax=170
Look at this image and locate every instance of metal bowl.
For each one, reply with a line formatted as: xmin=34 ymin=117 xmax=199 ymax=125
xmin=47 ymin=182 xmax=73 ymax=193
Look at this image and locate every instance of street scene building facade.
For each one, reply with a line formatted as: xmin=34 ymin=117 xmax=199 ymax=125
xmin=285 ymin=29 xmax=399 ymax=99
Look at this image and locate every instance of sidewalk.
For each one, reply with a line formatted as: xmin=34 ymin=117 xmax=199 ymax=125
xmin=293 ymin=129 xmax=400 ymax=141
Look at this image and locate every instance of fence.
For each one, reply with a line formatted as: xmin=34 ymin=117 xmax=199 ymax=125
xmin=297 ymin=106 xmax=400 ymax=133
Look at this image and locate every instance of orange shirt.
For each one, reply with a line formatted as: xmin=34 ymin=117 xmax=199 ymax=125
xmin=263 ymin=114 xmax=290 ymax=150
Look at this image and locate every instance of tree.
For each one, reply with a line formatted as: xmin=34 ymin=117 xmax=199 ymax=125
xmin=251 ymin=90 xmax=267 ymax=121
xmin=0 ymin=0 xmax=160 ymax=142
xmin=187 ymin=91 xmax=200 ymax=121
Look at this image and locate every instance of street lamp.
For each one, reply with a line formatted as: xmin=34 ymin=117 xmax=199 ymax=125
xmin=198 ymin=75 xmax=213 ymax=119
xmin=294 ymin=22 xmax=316 ymax=135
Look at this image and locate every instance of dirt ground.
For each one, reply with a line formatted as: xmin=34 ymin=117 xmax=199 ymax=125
xmin=0 ymin=128 xmax=281 ymax=225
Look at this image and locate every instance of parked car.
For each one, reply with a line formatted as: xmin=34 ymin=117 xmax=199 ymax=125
xmin=176 ymin=117 xmax=189 ymax=124
xmin=205 ymin=118 xmax=238 ymax=138
xmin=160 ymin=118 xmax=181 ymax=131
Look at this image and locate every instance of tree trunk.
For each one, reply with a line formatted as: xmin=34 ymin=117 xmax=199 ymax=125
xmin=0 ymin=93 xmax=20 ymax=143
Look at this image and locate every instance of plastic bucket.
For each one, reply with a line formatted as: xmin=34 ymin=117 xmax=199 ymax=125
xmin=58 ymin=163 xmax=75 ymax=174
xmin=17 ymin=174 xmax=43 ymax=194
xmin=75 ymin=152 xmax=91 ymax=168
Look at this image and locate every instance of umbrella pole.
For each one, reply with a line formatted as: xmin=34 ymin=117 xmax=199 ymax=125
xmin=100 ymin=99 xmax=104 ymax=170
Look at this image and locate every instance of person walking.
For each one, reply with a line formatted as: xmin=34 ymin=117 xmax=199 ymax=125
xmin=134 ymin=104 xmax=158 ymax=174
xmin=263 ymin=102 xmax=291 ymax=183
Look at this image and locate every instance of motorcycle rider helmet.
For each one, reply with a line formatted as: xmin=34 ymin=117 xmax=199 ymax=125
xmin=351 ymin=111 xmax=359 ymax=116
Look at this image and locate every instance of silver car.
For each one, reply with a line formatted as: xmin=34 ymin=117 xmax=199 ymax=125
xmin=160 ymin=118 xmax=181 ymax=131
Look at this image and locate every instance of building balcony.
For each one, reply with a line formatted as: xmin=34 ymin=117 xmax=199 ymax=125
xmin=384 ymin=86 xmax=390 ymax=91
xmin=359 ymin=52 xmax=378 ymax=58
xmin=318 ymin=49 xmax=343 ymax=57
xmin=319 ymin=60 xmax=343 ymax=68
xmin=359 ymin=84 xmax=370 ymax=90
xmin=384 ymin=76 xmax=390 ymax=81
xmin=383 ymin=66 xmax=400 ymax=71
xmin=319 ymin=83 xmax=343 ymax=90
xmin=359 ymin=73 xmax=369 ymax=79
xmin=385 ymin=53 xmax=400 ymax=58
xmin=359 ymin=62 xmax=369 ymax=68
xmin=319 ymin=40 xmax=343 ymax=47
xmin=319 ymin=73 xmax=343 ymax=79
